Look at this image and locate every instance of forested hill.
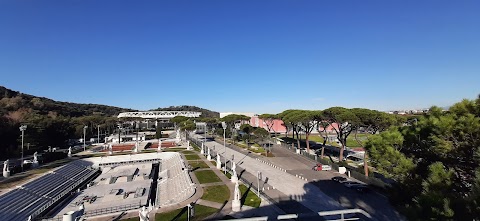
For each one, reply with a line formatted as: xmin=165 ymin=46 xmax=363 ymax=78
xmin=0 ymin=86 xmax=136 ymax=117
xmin=152 ymin=105 xmax=220 ymax=118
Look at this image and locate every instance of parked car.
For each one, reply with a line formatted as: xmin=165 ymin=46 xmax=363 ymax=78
xmin=312 ymin=163 xmax=332 ymax=171
xmin=331 ymin=176 xmax=347 ymax=183
xmin=321 ymin=165 xmax=332 ymax=171
xmin=343 ymin=181 xmax=362 ymax=188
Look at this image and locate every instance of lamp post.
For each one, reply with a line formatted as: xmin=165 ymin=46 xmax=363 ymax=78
xmin=222 ymin=122 xmax=227 ymax=174
xmin=83 ymin=125 xmax=88 ymax=151
xmin=97 ymin=125 xmax=100 ymax=144
xmin=257 ymin=171 xmax=262 ymax=196
xmin=118 ymin=123 xmax=122 ymax=144
xmin=19 ymin=125 xmax=27 ymax=172
xmin=136 ymin=121 xmax=139 ymax=145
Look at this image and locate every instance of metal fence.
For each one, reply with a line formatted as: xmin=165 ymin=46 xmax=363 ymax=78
xmin=40 ymin=202 xmax=144 ymax=221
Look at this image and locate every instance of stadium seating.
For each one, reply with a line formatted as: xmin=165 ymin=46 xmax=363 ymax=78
xmin=156 ymin=153 xmax=195 ymax=206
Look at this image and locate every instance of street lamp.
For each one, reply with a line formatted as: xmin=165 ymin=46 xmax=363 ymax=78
xmin=257 ymin=171 xmax=262 ymax=196
xmin=83 ymin=125 xmax=88 ymax=151
xmin=97 ymin=125 xmax=100 ymax=144
xmin=204 ymin=123 xmax=207 ymax=143
xmin=117 ymin=123 xmax=122 ymax=144
xmin=222 ymin=122 xmax=227 ymax=174
xmin=136 ymin=121 xmax=139 ymax=145
xmin=19 ymin=125 xmax=27 ymax=171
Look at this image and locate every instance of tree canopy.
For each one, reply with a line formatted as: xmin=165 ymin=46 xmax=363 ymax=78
xmin=365 ymin=96 xmax=480 ymax=220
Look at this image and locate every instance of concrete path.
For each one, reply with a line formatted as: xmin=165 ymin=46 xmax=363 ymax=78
xmin=196 ymin=199 xmax=224 ymax=209
xmin=200 ymin=182 xmax=225 ymax=187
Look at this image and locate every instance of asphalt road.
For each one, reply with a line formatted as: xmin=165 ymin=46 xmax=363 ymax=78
xmin=267 ymin=144 xmax=405 ymax=221
xmin=190 ymin=134 xmax=345 ymax=213
xmin=191 ymin=134 xmax=404 ymax=221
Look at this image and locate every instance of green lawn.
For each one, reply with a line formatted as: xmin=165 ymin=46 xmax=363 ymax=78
xmin=184 ymin=154 xmax=201 ymax=160
xmin=201 ymin=185 xmax=230 ymax=203
xmin=188 ymin=161 xmax=210 ymax=169
xmin=190 ymin=142 xmax=201 ymax=151
xmin=182 ymin=150 xmax=195 ymax=155
xmin=222 ymin=171 xmax=232 ymax=179
xmin=194 ymin=170 xmax=222 ymax=184
xmin=153 ymin=205 xmax=218 ymax=221
xmin=239 ymin=184 xmax=261 ymax=208
xmin=163 ymin=148 xmax=185 ymax=152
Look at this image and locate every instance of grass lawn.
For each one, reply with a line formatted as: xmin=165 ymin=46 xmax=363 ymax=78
xmin=155 ymin=204 xmax=218 ymax=221
xmin=190 ymin=142 xmax=201 ymax=152
xmin=162 ymin=148 xmax=186 ymax=152
xmin=222 ymin=172 xmax=232 ymax=179
xmin=194 ymin=170 xmax=222 ymax=184
xmin=188 ymin=161 xmax=210 ymax=169
xmin=249 ymin=147 xmax=266 ymax=153
xmin=201 ymin=185 xmax=230 ymax=203
xmin=182 ymin=150 xmax=195 ymax=155
xmin=184 ymin=154 xmax=201 ymax=160
xmin=239 ymin=184 xmax=261 ymax=208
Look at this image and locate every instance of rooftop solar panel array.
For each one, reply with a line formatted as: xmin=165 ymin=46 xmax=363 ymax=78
xmin=0 ymin=161 xmax=98 ymax=221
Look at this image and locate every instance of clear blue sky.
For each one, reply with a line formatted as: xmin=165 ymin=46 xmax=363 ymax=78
xmin=1 ymin=0 xmax=479 ymax=114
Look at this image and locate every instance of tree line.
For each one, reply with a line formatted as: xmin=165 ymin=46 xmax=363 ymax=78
xmin=172 ymin=98 xmax=480 ymax=219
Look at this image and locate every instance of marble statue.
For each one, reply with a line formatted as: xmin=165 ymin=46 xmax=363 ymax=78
xmin=133 ymin=142 xmax=139 ymax=153
xmin=3 ymin=160 xmax=9 ymax=172
xmin=108 ymin=143 xmax=113 ymax=155
xmin=33 ymin=152 xmax=38 ymax=163
xmin=68 ymin=147 xmax=72 ymax=158
xmin=186 ymin=141 xmax=191 ymax=150
xmin=216 ymin=154 xmax=221 ymax=169
xmin=157 ymin=139 xmax=162 ymax=152
xmin=138 ymin=206 xmax=150 ymax=221
xmin=231 ymin=161 xmax=238 ymax=183
xmin=32 ymin=151 xmax=39 ymax=168
xmin=232 ymin=181 xmax=241 ymax=212
xmin=207 ymin=148 xmax=212 ymax=161
xmin=200 ymin=143 xmax=204 ymax=155
xmin=176 ymin=129 xmax=181 ymax=140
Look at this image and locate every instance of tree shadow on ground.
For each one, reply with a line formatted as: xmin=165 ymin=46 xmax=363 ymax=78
xmin=240 ymin=183 xmax=253 ymax=206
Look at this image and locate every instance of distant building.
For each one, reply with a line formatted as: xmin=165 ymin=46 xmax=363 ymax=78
xmin=249 ymin=115 xmax=287 ymax=133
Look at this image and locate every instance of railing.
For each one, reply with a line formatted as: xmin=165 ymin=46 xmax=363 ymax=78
xmin=39 ymin=202 xmax=143 ymax=221
xmin=85 ymin=201 xmax=144 ymax=217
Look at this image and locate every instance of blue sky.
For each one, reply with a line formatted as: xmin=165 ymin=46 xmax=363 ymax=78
xmin=1 ymin=0 xmax=479 ymax=114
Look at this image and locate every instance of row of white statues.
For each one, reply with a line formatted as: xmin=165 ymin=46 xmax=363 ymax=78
xmin=3 ymin=151 xmax=40 ymax=178
xmin=199 ymin=143 xmax=242 ymax=211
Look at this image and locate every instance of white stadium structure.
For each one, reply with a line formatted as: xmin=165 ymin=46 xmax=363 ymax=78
xmin=0 ymin=152 xmax=195 ymax=221
xmin=117 ymin=111 xmax=202 ymax=120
